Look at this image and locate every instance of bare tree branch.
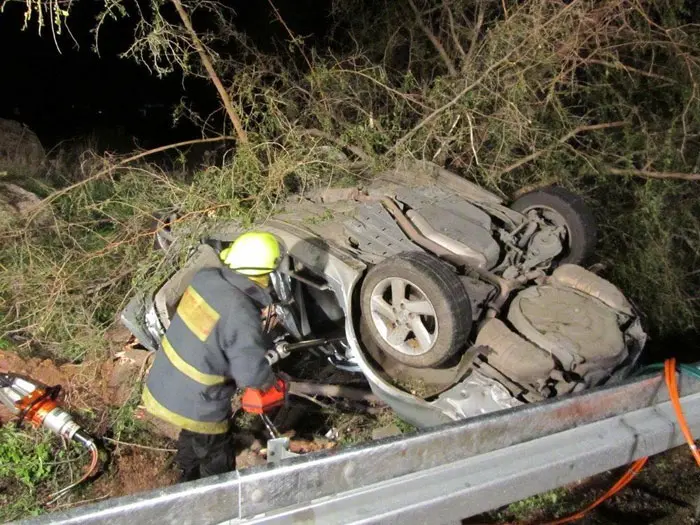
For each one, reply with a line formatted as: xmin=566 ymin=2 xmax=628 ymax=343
xmin=497 ymin=122 xmax=626 ymax=176
xmin=444 ymin=1 xmax=467 ymax=62
xmin=390 ymin=46 xmax=521 ymax=152
xmin=585 ymin=58 xmax=676 ymax=83
xmin=464 ymin=0 xmax=485 ymax=70
xmin=31 ymin=136 xmax=237 ymax=221
xmin=170 ymin=0 xmax=248 ymax=144
xmin=408 ymin=0 xmax=458 ymax=76
xmin=607 ymin=167 xmax=700 ymax=181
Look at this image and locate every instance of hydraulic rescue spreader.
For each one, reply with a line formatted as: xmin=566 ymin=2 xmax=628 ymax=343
xmin=0 ymin=372 xmax=99 ymax=500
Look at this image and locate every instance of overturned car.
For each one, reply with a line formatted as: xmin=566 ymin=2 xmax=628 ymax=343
xmin=121 ymin=163 xmax=647 ymax=428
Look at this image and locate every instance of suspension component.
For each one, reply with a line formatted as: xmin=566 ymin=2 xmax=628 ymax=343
xmin=264 ymin=337 xmax=346 ymax=365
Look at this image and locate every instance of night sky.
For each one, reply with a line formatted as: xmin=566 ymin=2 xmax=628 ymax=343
xmin=0 ymin=0 xmax=330 ymax=150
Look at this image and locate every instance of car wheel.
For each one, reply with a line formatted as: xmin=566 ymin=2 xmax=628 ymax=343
xmin=510 ymin=186 xmax=597 ymax=265
xmin=359 ymin=251 xmax=472 ymax=368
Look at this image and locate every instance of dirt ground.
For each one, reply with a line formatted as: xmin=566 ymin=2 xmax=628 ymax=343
xmin=0 ymin=335 xmax=183 ymax=515
xmin=0 ymin=332 xmax=344 ymax=518
xmin=87 ymin=448 xmax=179 ymax=500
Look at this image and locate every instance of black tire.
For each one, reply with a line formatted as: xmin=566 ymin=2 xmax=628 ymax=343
xmin=359 ymin=251 xmax=472 ymax=368
xmin=510 ymin=186 xmax=597 ymax=265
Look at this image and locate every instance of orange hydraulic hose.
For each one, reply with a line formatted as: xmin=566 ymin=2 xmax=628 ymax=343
xmin=512 ymin=358 xmax=700 ymax=525
xmin=526 ymin=457 xmax=648 ymax=525
xmin=665 ymin=358 xmax=700 ymax=467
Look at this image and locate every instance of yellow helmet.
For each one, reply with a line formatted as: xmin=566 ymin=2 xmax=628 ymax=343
xmin=219 ymin=231 xmax=284 ymax=277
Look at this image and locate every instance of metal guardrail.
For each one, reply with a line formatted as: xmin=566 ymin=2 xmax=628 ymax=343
xmin=19 ymin=372 xmax=700 ymax=525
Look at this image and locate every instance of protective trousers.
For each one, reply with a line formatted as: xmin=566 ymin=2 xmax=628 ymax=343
xmin=175 ymin=427 xmax=236 ymax=481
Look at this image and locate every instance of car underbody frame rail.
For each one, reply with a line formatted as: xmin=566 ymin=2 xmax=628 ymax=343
xmin=19 ymin=371 xmax=700 ymax=525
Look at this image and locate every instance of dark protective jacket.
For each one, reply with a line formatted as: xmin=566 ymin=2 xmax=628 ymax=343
xmin=142 ymin=267 xmax=275 ymax=434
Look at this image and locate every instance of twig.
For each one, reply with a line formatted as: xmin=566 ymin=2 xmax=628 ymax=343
xmin=266 ymin=0 xmax=312 ymax=72
xmin=333 ymin=67 xmax=431 ymax=110
xmin=607 ymin=167 xmax=700 ymax=181
xmin=85 ymin=269 xmax=134 ymax=295
xmin=497 ymin=122 xmax=626 ymax=176
xmin=444 ymin=2 xmax=466 ymax=61
xmin=169 ymin=0 xmax=248 ymax=144
xmin=51 ymin=494 xmax=111 ymax=510
xmin=392 ymin=0 xmax=583 ymax=153
xmin=466 ymin=113 xmax=480 ymax=166
xmin=30 ymin=136 xmax=236 ymax=222
xmin=431 ymin=115 xmax=461 ymax=161
xmin=584 ymin=58 xmax=675 ymax=83
xmin=390 ymin=47 xmax=519 ymax=153
xmin=408 ymin=0 xmax=458 ymax=76
xmin=266 ymin=0 xmax=333 ymax=116
xmin=463 ymin=0 xmax=485 ymax=70
xmin=103 ymin=436 xmax=177 ymax=453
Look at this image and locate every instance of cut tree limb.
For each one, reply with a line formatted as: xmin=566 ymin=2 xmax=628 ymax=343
xmin=170 ymin=0 xmax=248 ymax=145
xmin=289 ymin=381 xmax=384 ymax=404
xmin=584 ymin=58 xmax=676 ymax=83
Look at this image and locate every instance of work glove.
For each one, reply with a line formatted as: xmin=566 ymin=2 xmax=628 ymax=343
xmin=241 ymin=377 xmax=287 ymax=414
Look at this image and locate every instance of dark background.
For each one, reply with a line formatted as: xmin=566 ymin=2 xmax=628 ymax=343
xmin=0 ymin=0 xmax=331 ymax=150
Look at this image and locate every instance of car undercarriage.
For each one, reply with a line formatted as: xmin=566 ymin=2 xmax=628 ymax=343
xmin=121 ymin=162 xmax=647 ymax=428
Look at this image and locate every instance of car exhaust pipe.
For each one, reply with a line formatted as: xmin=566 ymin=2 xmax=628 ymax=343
xmin=405 ymin=209 xmax=488 ymax=269
xmin=380 ymin=197 xmax=514 ymax=317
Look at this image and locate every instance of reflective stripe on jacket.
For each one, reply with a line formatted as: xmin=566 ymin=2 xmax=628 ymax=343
xmin=142 ymin=267 xmax=275 ymax=434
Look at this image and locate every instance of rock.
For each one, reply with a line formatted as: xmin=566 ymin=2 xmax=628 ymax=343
xmin=0 ymin=183 xmax=41 ymax=213
xmin=287 ymin=438 xmax=336 ymax=453
xmin=104 ymin=348 xmax=153 ymax=406
xmin=104 ymin=322 xmax=135 ymax=343
xmin=371 ymin=423 xmax=402 ymax=440
xmin=307 ymin=187 xmax=362 ymax=204
xmin=0 ymin=182 xmax=51 ymax=228
xmin=236 ymin=449 xmax=267 ymax=469
xmin=0 ymin=118 xmax=45 ymax=177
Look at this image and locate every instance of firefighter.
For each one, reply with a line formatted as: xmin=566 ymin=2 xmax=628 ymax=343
xmin=141 ymin=231 xmax=288 ymax=482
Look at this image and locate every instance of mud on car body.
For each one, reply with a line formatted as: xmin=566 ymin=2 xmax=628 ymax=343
xmin=121 ymin=163 xmax=647 ymax=428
